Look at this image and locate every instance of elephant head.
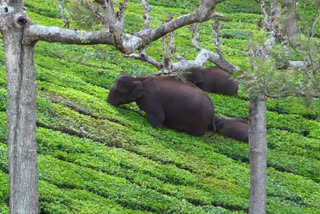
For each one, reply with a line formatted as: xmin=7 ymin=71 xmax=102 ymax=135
xmin=107 ymin=73 xmax=144 ymax=106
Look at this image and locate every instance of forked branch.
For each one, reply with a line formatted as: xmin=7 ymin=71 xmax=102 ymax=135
xmin=191 ymin=23 xmax=201 ymax=51
xmin=127 ymin=14 xmax=239 ymax=75
xmin=58 ymin=0 xmax=70 ymax=28
xmin=212 ymin=18 xmax=222 ymax=54
xmin=26 ymin=0 xmax=233 ymax=55
xmin=82 ymin=0 xmax=108 ymax=27
xmin=169 ymin=32 xmax=185 ymax=61
xmin=128 ymin=48 xmax=162 ymax=69
xmin=140 ymin=0 xmax=151 ymax=29
xmin=256 ymin=0 xmax=272 ymax=31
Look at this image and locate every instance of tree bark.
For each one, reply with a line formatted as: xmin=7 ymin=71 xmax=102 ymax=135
xmin=1 ymin=3 xmax=39 ymax=213
xmin=24 ymin=25 xmax=114 ymax=45
xmin=248 ymin=94 xmax=267 ymax=214
xmin=270 ymin=0 xmax=298 ymax=42
xmin=3 ymin=29 xmax=38 ymax=214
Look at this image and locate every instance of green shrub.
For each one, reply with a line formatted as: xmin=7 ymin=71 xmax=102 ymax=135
xmin=0 ymin=170 xmax=8 ymax=205
xmin=1 ymin=0 xmax=320 ymax=213
xmin=0 ymin=89 xmax=6 ymax=112
xmin=219 ymin=30 xmax=253 ymax=40
xmin=0 ymin=203 xmax=9 ymax=214
xmin=25 ymin=0 xmax=60 ymax=18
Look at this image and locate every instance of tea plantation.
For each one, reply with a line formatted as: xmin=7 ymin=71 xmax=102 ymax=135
xmin=1 ymin=0 xmax=320 ymax=213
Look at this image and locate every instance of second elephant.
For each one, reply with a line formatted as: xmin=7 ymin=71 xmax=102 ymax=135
xmin=182 ymin=66 xmax=238 ymax=96
xmin=214 ymin=115 xmax=249 ymax=142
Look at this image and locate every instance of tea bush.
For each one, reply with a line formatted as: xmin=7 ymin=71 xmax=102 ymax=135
xmin=0 ymin=0 xmax=320 ymax=213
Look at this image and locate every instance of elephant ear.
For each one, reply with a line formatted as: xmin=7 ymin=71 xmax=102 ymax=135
xmin=131 ymin=81 xmax=144 ymax=100
xmin=116 ymin=74 xmax=134 ymax=93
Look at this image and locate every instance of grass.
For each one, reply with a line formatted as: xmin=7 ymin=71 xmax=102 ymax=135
xmin=0 ymin=0 xmax=320 ymax=213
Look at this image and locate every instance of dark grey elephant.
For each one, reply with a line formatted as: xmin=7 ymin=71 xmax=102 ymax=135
xmin=214 ymin=115 xmax=249 ymax=142
xmin=107 ymin=73 xmax=216 ymax=136
xmin=182 ymin=66 xmax=238 ymax=96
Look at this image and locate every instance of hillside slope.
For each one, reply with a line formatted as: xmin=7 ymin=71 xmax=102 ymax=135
xmin=1 ymin=0 xmax=320 ymax=213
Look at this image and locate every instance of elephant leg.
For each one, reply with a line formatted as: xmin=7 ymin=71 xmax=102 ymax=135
xmin=146 ymin=112 xmax=164 ymax=128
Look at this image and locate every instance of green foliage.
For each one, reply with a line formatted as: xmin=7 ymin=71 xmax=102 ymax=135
xmin=215 ymin=0 xmax=261 ymax=14
xmin=0 ymin=170 xmax=9 ymax=214
xmin=1 ymin=0 xmax=320 ymax=213
xmin=28 ymin=11 xmax=64 ymax=27
xmin=0 ymin=89 xmax=6 ymax=112
xmin=268 ymin=128 xmax=320 ymax=160
xmin=0 ymin=203 xmax=9 ymax=214
xmin=130 ymin=0 xmax=261 ymax=14
xmin=0 ymin=169 xmax=8 ymax=202
xmin=25 ymin=0 xmax=60 ymax=19
xmin=298 ymin=0 xmax=320 ymax=36
xmin=219 ymin=29 xmax=253 ymax=40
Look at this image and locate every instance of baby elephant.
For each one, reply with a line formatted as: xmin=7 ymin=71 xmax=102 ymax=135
xmin=214 ymin=115 xmax=249 ymax=142
xmin=107 ymin=73 xmax=216 ymax=136
xmin=182 ymin=66 xmax=238 ymax=96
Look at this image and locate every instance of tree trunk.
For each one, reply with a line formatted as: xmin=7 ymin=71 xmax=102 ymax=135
xmin=248 ymin=94 xmax=267 ymax=214
xmin=3 ymin=28 xmax=38 ymax=214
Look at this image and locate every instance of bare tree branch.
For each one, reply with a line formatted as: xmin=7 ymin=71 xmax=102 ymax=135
xmin=26 ymin=0 xmax=228 ymax=55
xmin=82 ymin=0 xmax=108 ymax=28
xmin=128 ymin=49 xmax=162 ymax=69
xmin=256 ymin=0 xmax=272 ymax=31
xmin=136 ymin=0 xmax=225 ymax=44
xmin=58 ymin=0 xmax=70 ymax=28
xmin=212 ymin=18 xmax=222 ymax=54
xmin=287 ymin=60 xmax=306 ymax=70
xmin=140 ymin=0 xmax=151 ymax=29
xmin=24 ymin=25 xmax=113 ymax=45
xmin=169 ymin=32 xmax=185 ymax=61
xmin=191 ymin=23 xmax=201 ymax=51
xmin=171 ymin=48 xmax=239 ymax=73
xmin=87 ymin=0 xmax=227 ymax=53
xmin=161 ymin=33 xmax=172 ymax=71
xmin=117 ymin=0 xmax=129 ymax=22
xmin=188 ymin=22 xmax=239 ymax=74
xmin=136 ymin=14 xmax=239 ymax=75
xmin=127 ymin=10 xmax=239 ymax=75
xmin=212 ymin=13 xmax=225 ymax=19
xmin=156 ymin=70 xmax=174 ymax=75
xmin=103 ymin=0 xmax=117 ymax=31
xmin=129 ymin=26 xmax=239 ymax=75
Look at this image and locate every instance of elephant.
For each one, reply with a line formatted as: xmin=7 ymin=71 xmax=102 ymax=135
xmin=107 ymin=73 xmax=216 ymax=136
xmin=182 ymin=66 xmax=239 ymax=96
xmin=214 ymin=115 xmax=249 ymax=142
